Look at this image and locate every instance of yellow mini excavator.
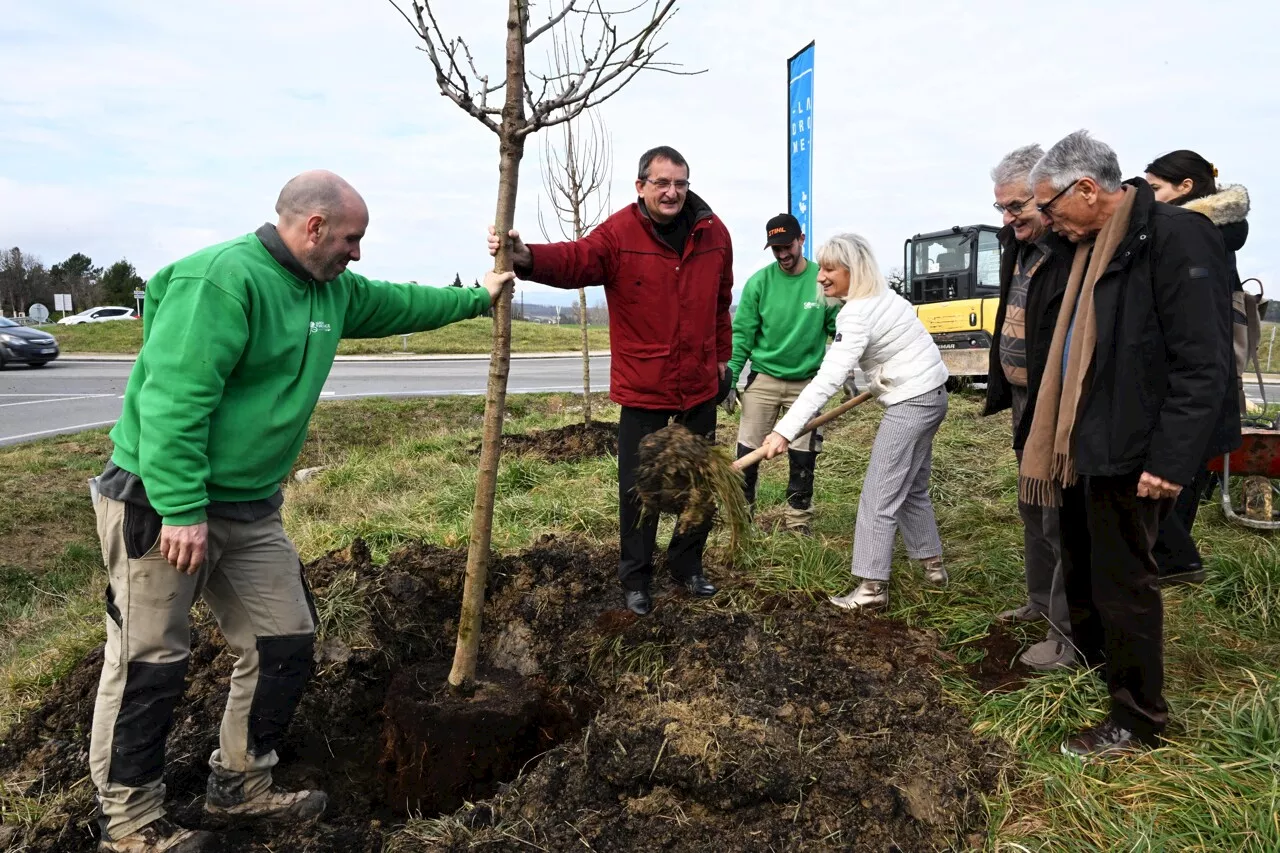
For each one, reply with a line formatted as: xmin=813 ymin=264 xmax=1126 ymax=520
xmin=895 ymin=224 xmax=1003 ymax=386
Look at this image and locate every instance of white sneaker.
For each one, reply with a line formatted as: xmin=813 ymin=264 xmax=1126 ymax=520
xmin=919 ymin=556 xmax=948 ymax=585
xmin=829 ymin=580 xmax=888 ymax=611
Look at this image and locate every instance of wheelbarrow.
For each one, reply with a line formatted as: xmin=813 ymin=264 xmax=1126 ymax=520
xmin=1206 ymin=422 xmax=1280 ymax=530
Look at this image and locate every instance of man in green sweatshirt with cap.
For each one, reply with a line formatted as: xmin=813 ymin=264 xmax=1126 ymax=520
xmin=87 ymin=169 xmax=511 ymax=853
xmin=726 ymin=214 xmax=840 ymax=534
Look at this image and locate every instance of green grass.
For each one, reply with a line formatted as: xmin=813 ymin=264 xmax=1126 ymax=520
xmin=0 ymin=431 xmax=113 ymax=734
xmin=35 ymin=320 xmax=143 ymax=353
xmin=39 ymin=317 xmax=609 ymax=356
xmin=2 ymin=391 xmax=1277 ymax=851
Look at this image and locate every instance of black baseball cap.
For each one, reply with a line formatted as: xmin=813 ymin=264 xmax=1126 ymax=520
xmin=764 ymin=213 xmax=803 ymax=248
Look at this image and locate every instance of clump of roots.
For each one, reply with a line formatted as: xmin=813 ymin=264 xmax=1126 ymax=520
xmin=634 ymin=425 xmax=752 ymax=555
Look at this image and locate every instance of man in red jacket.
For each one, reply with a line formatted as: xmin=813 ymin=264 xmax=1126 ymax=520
xmin=488 ymin=145 xmax=734 ymax=616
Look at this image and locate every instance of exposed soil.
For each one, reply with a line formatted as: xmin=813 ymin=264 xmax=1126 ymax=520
xmin=491 ymin=421 xmax=618 ymax=462
xmin=0 ymin=536 xmax=1011 ymax=852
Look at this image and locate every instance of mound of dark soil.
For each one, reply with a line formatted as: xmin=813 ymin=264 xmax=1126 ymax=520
xmin=490 ymin=421 xmax=618 ymax=462
xmin=0 ymin=537 xmax=1010 ymax=853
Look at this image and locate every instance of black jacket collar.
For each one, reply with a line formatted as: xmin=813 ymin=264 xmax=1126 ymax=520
xmin=255 ymin=223 xmax=315 ymax=283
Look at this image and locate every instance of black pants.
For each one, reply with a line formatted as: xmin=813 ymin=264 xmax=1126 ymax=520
xmin=1059 ymin=472 xmax=1173 ymax=742
xmin=617 ymin=400 xmax=717 ymax=591
xmin=1152 ymin=468 xmax=1209 ymax=576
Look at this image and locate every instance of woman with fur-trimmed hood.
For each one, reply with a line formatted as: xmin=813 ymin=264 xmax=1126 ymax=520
xmin=1144 ymin=149 xmax=1250 ymax=587
xmin=1146 ymin=150 xmax=1250 ymax=289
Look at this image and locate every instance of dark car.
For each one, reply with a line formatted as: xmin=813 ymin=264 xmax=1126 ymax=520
xmin=0 ymin=317 xmax=59 ymax=368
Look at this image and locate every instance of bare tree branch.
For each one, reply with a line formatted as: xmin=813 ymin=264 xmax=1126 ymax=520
xmin=525 ymin=0 xmax=579 ymax=44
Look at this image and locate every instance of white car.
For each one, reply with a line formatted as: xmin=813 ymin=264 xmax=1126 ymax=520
xmin=57 ymin=306 xmax=139 ymax=325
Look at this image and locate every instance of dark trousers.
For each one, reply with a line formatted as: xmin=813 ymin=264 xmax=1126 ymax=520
xmin=1153 ymin=468 xmax=1209 ymax=575
xmin=1059 ymin=472 xmax=1173 ymax=742
xmin=617 ymin=400 xmax=717 ymax=592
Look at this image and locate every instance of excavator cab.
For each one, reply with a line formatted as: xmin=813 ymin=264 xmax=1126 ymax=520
xmin=896 ymin=225 xmax=1003 ymax=382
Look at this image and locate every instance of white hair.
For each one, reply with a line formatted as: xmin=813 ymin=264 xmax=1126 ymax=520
xmin=990 ymin=143 xmax=1044 ymax=191
xmin=1030 ymin=130 xmax=1123 ymax=193
xmin=816 ymin=233 xmax=886 ymax=301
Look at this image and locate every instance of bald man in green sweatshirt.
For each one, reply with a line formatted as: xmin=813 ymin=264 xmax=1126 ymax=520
xmin=88 ymin=170 xmax=511 ymax=853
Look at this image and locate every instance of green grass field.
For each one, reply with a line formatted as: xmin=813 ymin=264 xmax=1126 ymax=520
xmin=38 ymin=317 xmax=609 ymax=356
xmin=2 ymin=392 xmax=1277 ymax=850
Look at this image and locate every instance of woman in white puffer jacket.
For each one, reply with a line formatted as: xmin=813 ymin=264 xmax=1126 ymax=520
xmin=760 ymin=233 xmax=950 ymax=610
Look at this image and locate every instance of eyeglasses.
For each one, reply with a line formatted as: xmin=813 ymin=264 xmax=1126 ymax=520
xmin=644 ymin=179 xmax=690 ymax=191
xmin=992 ymin=197 xmax=1034 ymax=215
xmin=1036 ymin=180 xmax=1079 ymax=217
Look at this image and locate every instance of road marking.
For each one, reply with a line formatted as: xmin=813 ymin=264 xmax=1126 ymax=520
xmin=0 ymin=394 xmax=114 ymax=409
xmin=1 ymin=419 xmax=118 ymax=443
xmin=318 ymin=385 xmax=583 ymax=399
xmin=0 ymin=392 xmax=116 ymax=397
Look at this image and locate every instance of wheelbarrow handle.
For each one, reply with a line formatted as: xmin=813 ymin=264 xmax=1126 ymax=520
xmin=732 ymin=391 xmax=874 ymax=471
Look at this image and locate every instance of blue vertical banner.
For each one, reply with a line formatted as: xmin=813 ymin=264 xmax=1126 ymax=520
xmin=788 ymin=42 xmax=815 ymax=258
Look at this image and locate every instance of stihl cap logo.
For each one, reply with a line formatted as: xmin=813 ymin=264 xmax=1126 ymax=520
xmin=768 ymin=227 xmax=788 ymax=237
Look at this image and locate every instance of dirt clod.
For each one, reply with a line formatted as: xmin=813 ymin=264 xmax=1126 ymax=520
xmin=489 ymin=421 xmax=618 ymax=462
xmin=634 ymin=424 xmax=752 ymax=551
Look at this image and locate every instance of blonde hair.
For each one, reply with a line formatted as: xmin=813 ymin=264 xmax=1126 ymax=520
xmin=816 ymin=233 xmax=886 ymax=301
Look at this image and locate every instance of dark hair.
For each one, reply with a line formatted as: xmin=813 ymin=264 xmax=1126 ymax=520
xmin=1145 ymin=149 xmax=1217 ymax=205
xmin=637 ymin=146 xmax=688 ymax=181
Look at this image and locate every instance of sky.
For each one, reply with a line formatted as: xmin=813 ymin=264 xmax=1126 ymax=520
xmin=2 ymin=0 xmax=1276 ymax=307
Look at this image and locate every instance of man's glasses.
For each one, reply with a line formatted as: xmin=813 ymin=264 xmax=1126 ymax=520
xmin=644 ymin=179 xmax=690 ymax=191
xmin=993 ymin=197 xmax=1033 ymax=215
xmin=1037 ymin=180 xmax=1079 ymax=217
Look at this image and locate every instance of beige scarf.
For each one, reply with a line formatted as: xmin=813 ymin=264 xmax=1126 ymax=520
xmin=1019 ymin=186 xmax=1137 ymax=507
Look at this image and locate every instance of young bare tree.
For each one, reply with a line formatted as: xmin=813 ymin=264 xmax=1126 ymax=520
xmin=387 ymin=0 xmax=693 ymax=694
xmin=537 ymin=100 xmax=612 ymax=426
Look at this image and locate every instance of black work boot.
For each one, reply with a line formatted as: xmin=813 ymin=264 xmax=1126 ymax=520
xmin=784 ymin=449 xmax=817 ymax=534
xmin=737 ymin=444 xmax=759 ymax=514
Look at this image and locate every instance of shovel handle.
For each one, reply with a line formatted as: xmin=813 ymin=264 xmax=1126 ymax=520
xmin=732 ymin=391 xmax=873 ymax=470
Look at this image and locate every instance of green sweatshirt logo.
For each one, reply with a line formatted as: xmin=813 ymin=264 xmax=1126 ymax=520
xmin=308 ymin=320 xmax=332 ymax=336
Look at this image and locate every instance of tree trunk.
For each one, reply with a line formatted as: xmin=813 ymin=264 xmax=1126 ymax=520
xmin=448 ymin=0 xmax=528 ymax=695
xmin=578 ymin=287 xmax=591 ymax=425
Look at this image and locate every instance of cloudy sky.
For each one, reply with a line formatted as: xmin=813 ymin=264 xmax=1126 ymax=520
xmin=2 ymin=0 xmax=1275 ymax=305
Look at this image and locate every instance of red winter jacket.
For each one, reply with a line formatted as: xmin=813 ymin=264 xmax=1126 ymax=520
xmin=523 ymin=192 xmax=734 ymax=410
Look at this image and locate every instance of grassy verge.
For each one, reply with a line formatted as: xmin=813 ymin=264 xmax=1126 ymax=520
xmin=38 ymin=317 xmax=609 ymax=356
xmin=2 ymin=392 xmax=1277 ymax=850
xmin=0 ymin=432 xmax=113 ymax=734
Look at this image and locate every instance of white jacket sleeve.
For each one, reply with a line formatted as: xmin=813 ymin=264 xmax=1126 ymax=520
xmin=773 ymin=305 xmax=868 ymax=441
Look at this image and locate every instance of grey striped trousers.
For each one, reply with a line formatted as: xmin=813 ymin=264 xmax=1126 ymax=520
xmin=851 ymin=385 xmax=948 ymax=581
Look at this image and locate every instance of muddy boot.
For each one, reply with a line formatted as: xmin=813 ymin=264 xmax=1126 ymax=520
xmin=784 ymin=449 xmax=816 ymax=535
xmin=98 ymin=818 xmax=214 ymax=852
xmin=205 ymin=771 xmax=327 ymax=824
xmin=828 ymin=579 xmax=888 ymax=611
xmin=737 ymin=443 xmax=759 ymax=517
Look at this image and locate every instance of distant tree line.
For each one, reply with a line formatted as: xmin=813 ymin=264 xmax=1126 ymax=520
xmin=0 ymin=247 xmax=146 ymax=318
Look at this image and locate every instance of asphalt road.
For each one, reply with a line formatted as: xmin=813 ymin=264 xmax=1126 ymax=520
xmin=2 ymin=356 xmax=1276 ymax=448
xmin=0 ymin=356 xmax=612 ymax=447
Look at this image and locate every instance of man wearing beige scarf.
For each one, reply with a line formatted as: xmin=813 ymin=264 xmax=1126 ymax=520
xmin=1025 ymin=131 xmax=1235 ymax=758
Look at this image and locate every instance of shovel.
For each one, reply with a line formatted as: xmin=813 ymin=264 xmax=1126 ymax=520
xmin=733 ymin=391 xmax=873 ymax=470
